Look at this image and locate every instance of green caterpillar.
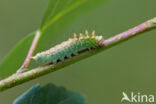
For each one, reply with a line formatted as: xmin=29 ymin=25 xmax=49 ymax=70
xmin=32 ymin=30 xmax=104 ymax=64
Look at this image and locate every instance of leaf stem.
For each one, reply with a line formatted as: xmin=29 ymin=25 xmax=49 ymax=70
xmin=0 ymin=17 xmax=156 ymax=92
xmin=17 ymin=31 xmax=41 ymax=73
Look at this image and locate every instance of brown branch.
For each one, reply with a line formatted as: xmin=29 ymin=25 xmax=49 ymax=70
xmin=102 ymin=17 xmax=156 ymax=46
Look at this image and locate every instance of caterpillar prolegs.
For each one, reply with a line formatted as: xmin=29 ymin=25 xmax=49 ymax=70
xmin=32 ymin=30 xmax=104 ymax=64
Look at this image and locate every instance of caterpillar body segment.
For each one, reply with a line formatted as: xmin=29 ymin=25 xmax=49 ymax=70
xmin=32 ymin=30 xmax=104 ymax=64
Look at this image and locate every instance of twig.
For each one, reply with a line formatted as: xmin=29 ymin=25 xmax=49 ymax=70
xmin=0 ymin=17 xmax=156 ymax=92
xmin=102 ymin=17 xmax=156 ymax=46
xmin=17 ymin=31 xmax=41 ymax=73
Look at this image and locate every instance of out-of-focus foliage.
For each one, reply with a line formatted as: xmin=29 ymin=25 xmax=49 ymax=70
xmin=13 ymin=83 xmax=86 ymax=104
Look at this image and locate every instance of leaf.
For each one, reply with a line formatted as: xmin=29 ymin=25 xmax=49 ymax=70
xmin=0 ymin=33 xmax=35 ymax=78
xmin=13 ymin=83 xmax=86 ymax=104
xmin=40 ymin=0 xmax=105 ymax=30
xmin=41 ymin=0 xmax=87 ymax=29
xmin=0 ymin=0 xmax=107 ymax=77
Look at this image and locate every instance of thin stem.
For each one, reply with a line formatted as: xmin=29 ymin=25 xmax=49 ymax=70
xmin=102 ymin=17 xmax=156 ymax=46
xmin=17 ymin=31 xmax=41 ymax=73
xmin=0 ymin=17 xmax=156 ymax=92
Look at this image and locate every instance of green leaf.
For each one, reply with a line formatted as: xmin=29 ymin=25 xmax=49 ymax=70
xmin=0 ymin=33 xmax=35 ymax=78
xmin=41 ymin=0 xmax=87 ymax=29
xmin=0 ymin=0 xmax=106 ymax=77
xmin=13 ymin=83 xmax=86 ymax=104
xmin=40 ymin=0 xmax=105 ymax=30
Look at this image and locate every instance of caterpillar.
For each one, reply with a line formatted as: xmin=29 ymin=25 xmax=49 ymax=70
xmin=32 ymin=30 xmax=104 ymax=64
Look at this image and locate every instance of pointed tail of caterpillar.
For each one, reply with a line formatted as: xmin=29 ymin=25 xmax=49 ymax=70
xmin=32 ymin=30 xmax=104 ymax=64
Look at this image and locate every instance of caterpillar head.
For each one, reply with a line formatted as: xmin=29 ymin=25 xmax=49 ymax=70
xmin=95 ymin=36 xmax=104 ymax=46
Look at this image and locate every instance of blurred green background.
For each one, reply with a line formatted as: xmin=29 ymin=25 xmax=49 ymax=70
xmin=0 ymin=0 xmax=156 ymax=103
